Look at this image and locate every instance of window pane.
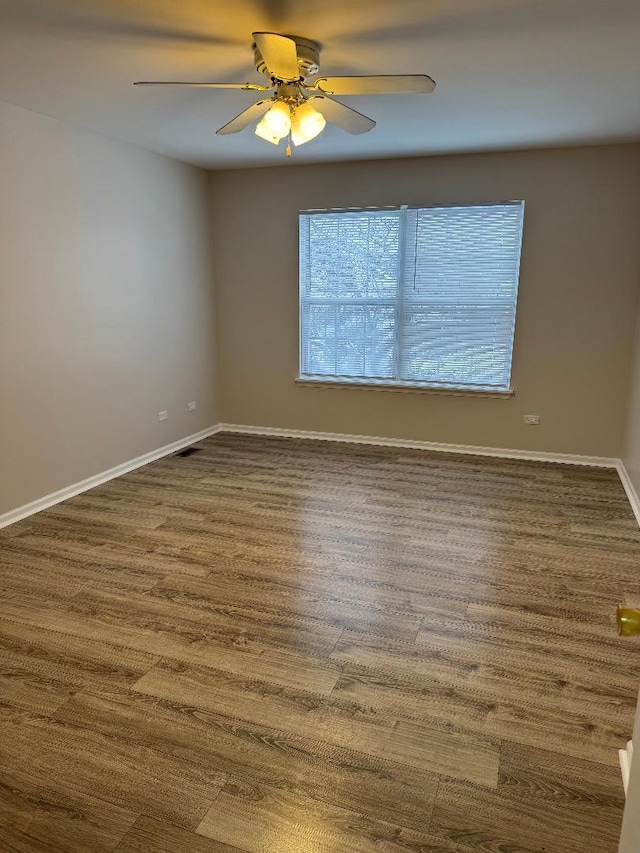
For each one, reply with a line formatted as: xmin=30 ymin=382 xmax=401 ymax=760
xmin=301 ymin=302 xmax=397 ymax=378
xmin=401 ymin=305 xmax=515 ymax=386
xmin=406 ymin=205 xmax=523 ymax=304
xmin=303 ymin=212 xmax=401 ymax=299
xmin=400 ymin=203 xmax=523 ymax=388
xmin=300 ymin=211 xmax=401 ymax=379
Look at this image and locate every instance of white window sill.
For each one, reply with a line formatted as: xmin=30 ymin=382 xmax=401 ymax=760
xmin=295 ymin=377 xmax=514 ymax=398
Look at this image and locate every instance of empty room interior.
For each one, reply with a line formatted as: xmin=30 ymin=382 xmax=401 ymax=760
xmin=2 ymin=1 xmax=640 ymax=851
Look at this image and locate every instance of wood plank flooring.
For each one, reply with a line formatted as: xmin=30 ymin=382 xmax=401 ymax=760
xmin=1 ymin=432 xmax=639 ymax=852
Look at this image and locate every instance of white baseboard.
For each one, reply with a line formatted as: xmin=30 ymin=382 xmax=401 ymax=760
xmin=619 ymin=740 xmax=633 ymax=796
xmin=218 ymin=423 xmax=619 ymax=468
xmin=2 ymin=422 xmax=631 ymax=531
xmin=616 ymin=461 xmax=640 ymax=528
xmin=0 ymin=425 xmax=221 ymax=530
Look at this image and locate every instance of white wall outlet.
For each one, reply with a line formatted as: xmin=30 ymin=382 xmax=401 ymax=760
xmin=524 ymin=414 xmax=541 ymax=425
xmin=187 ymin=401 xmax=197 ymax=412
xmin=158 ymin=410 xmax=168 ymax=422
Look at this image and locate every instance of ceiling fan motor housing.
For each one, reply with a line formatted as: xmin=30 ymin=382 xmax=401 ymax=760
xmin=254 ymin=35 xmax=320 ymax=80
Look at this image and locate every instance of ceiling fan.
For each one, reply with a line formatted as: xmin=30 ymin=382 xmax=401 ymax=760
xmin=134 ymin=32 xmax=436 ymax=156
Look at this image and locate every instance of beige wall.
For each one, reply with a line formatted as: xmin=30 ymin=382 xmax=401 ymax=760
xmin=211 ymin=144 xmax=640 ymax=457
xmin=622 ymin=300 xmax=640 ymax=493
xmin=0 ymin=101 xmax=218 ymax=516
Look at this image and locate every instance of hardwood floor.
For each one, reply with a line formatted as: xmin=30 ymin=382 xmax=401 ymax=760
xmin=0 ymin=432 xmax=638 ymax=852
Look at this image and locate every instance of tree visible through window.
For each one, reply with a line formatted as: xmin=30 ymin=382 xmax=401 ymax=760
xmin=299 ymin=202 xmax=524 ymax=391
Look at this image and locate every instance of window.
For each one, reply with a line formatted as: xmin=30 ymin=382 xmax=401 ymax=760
xmin=299 ymin=201 xmax=524 ymax=393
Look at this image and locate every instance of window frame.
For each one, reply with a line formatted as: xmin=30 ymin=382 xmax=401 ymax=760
xmin=298 ymin=201 xmax=524 ymax=396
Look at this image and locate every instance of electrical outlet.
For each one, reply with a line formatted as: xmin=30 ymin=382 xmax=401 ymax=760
xmin=187 ymin=401 xmax=197 ymax=412
xmin=524 ymin=414 xmax=540 ymax=425
xmin=158 ymin=410 xmax=168 ymax=422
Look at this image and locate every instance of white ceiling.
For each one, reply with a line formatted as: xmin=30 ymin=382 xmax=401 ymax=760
xmin=1 ymin=0 xmax=639 ymax=169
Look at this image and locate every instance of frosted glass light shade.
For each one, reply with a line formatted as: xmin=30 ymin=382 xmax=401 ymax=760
xmin=255 ymin=118 xmax=281 ymax=144
xmin=263 ymin=101 xmax=291 ymax=137
xmin=291 ymin=102 xmax=326 ymax=146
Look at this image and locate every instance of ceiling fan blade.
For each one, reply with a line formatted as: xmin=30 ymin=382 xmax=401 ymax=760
xmin=310 ymin=96 xmax=375 ymax=135
xmin=314 ymin=75 xmax=436 ymax=96
xmin=216 ymin=100 xmax=274 ymax=135
xmin=134 ymin=82 xmax=269 ymax=90
xmin=252 ymin=32 xmax=300 ymax=81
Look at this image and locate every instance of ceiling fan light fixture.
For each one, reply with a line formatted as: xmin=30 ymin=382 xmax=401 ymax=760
xmin=254 ymin=118 xmax=281 ymax=145
xmin=290 ymin=101 xmax=326 ymax=146
xmin=256 ymin=100 xmax=291 ymax=143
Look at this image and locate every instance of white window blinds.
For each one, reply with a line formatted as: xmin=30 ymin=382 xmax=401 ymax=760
xmin=299 ymin=201 xmax=524 ymax=391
